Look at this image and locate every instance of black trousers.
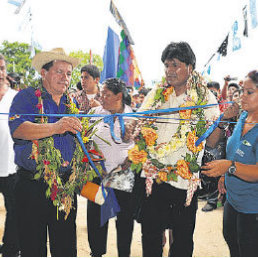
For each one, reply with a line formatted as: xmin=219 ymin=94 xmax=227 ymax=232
xmin=87 ymin=188 xmax=134 ymax=256
xmin=223 ymin=201 xmax=258 ymax=257
xmin=0 ymin=173 xmax=20 ymax=256
xmin=140 ymin=182 xmax=198 ymax=257
xmin=14 ymin=169 xmax=77 ymax=257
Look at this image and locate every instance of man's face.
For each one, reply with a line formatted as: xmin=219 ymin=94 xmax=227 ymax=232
xmin=0 ymin=59 xmax=7 ymax=87
xmin=41 ymin=60 xmax=72 ymax=96
xmin=81 ymin=71 xmax=98 ymax=93
xmin=164 ymin=58 xmax=192 ymax=88
xmin=227 ymin=86 xmax=237 ymax=100
xmin=139 ymin=93 xmax=145 ymax=103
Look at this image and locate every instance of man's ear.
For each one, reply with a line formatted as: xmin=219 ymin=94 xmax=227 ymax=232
xmin=117 ymin=92 xmax=123 ymax=101
xmin=41 ymin=69 xmax=47 ymax=79
xmin=95 ymin=77 xmax=100 ymax=84
xmin=188 ymin=64 xmax=193 ymax=74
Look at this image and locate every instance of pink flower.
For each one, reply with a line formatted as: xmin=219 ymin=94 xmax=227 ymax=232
xmin=35 ymin=89 xmax=41 ymax=97
xmin=62 ymin=161 xmax=69 ymax=167
xmin=43 ymin=160 xmax=50 ymax=165
xmin=36 ymin=103 xmax=43 ymax=110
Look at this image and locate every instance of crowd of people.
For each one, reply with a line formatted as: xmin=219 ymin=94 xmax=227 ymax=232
xmin=0 ymin=41 xmax=257 ymax=257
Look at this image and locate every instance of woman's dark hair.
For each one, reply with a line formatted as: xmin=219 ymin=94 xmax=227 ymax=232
xmin=161 ymin=41 xmax=196 ymax=69
xmin=103 ymin=78 xmax=131 ymax=106
xmin=247 ymin=70 xmax=258 ymax=87
xmin=81 ymin=65 xmax=100 ymax=79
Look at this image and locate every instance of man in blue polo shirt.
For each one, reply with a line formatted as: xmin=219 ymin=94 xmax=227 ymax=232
xmin=9 ymin=48 xmax=82 ymax=257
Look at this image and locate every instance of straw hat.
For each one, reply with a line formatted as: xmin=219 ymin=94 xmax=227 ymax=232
xmin=32 ymin=48 xmax=81 ymax=73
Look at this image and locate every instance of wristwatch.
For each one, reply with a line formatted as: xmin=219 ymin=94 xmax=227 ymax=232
xmin=228 ymin=161 xmax=236 ymax=175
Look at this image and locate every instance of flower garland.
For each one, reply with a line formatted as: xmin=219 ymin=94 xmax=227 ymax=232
xmin=31 ymin=88 xmax=104 ymax=219
xmin=128 ymin=71 xmax=210 ymax=201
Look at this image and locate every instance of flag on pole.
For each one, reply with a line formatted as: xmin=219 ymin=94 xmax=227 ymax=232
xmin=117 ymin=30 xmax=144 ymax=89
xmin=217 ymin=34 xmax=229 ymax=56
xmin=109 ymin=0 xmax=134 ymax=45
xmin=8 ymin=0 xmax=26 ymax=14
xmin=243 ymin=5 xmax=249 ymax=36
xmin=100 ymin=27 xmax=120 ymax=83
xmin=249 ymin=0 xmax=258 ymax=29
xmin=89 ymin=49 xmax=93 ymax=64
xmin=232 ymin=21 xmax=242 ymax=51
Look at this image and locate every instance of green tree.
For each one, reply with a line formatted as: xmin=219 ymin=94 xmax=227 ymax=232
xmin=0 ymin=41 xmax=103 ymax=90
xmin=69 ymin=50 xmax=103 ymax=89
xmin=0 ymin=40 xmax=40 ymax=88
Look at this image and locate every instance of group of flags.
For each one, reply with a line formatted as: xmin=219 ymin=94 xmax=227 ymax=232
xmin=203 ymin=0 xmax=258 ymax=76
xmin=100 ymin=0 xmax=144 ymax=90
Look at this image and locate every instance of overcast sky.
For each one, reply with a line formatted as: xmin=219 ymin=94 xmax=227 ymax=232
xmin=0 ymin=0 xmax=257 ymax=87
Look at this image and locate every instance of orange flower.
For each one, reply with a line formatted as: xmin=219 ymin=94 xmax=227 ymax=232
xmin=128 ymin=145 xmax=147 ymax=164
xmin=162 ymin=86 xmax=173 ymax=101
xmin=176 ymin=160 xmax=192 ymax=179
xmin=186 ymin=131 xmax=203 ymax=153
xmin=141 ymin=127 xmax=158 ymax=146
xmin=158 ymin=171 xmax=168 ymax=182
xmin=179 ymin=101 xmax=195 ymax=121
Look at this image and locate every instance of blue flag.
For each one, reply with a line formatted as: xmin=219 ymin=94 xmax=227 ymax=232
xmin=100 ymin=27 xmax=120 ymax=83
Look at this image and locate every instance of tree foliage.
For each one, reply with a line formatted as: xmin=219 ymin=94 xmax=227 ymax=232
xmin=0 ymin=41 xmax=103 ymax=89
xmin=0 ymin=40 xmax=41 ymax=88
xmin=69 ymin=50 xmax=103 ymax=88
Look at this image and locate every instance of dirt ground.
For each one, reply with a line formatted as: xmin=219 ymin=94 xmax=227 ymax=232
xmin=0 ymin=195 xmax=230 ymax=257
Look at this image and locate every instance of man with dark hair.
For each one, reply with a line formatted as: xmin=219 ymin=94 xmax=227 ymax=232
xmin=0 ymin=54 xmax=20 ymax=256
xmin=129 ymin=41 xmax=221 ymax=256
xmin=9 ymin=48 xmax=82 ymax=256
xmin=75 ymin=64 xmax=101 ymax=113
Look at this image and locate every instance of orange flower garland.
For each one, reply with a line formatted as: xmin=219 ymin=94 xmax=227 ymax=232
xmin=128 ymin=145 xmax=148 ymax=165
xmin=141 ymin=127 xmax=158 ymax=146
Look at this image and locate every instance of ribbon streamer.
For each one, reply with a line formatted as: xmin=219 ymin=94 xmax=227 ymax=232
xmin=76 ymin=132 xmax=120 ymax=226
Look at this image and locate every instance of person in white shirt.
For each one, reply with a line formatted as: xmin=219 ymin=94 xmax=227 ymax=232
xmin=0 ymin=54 xmax=19 ymax=256
xmin=87 ymin=78 xmax=135 ymax=257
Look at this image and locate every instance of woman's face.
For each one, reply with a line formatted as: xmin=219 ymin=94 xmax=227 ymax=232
xmin=101 ymin=84 xmax=122 ymax=113
xmin=241 ymin=78 xmax=258 ymax=113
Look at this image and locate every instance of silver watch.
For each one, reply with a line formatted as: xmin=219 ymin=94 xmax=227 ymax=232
xmin=228 ymin=161 xmax=236 ymax=175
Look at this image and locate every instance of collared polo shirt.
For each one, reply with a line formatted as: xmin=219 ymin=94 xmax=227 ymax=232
xmin=9 ymin=86 xmax=76 ymax=174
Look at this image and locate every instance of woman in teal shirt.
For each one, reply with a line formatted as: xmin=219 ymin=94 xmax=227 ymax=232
xmin=202 ymin=70 xmax=258 ymax=257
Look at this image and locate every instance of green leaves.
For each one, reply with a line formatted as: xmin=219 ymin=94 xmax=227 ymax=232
xmin=130 ymin=163 xmax=142 ymax=174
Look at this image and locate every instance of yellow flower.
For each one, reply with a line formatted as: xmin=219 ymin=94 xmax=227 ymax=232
xmin=176 ymin=160 xmax=192 ymax=179
xmin=128 ymin=145 xmax=147 ymax=164
xmin=158 ymin=171 xmax=168 ymax=182
xmin=186 ymin=131 xmax=203 ymax=153
xmin=179 ymin=101 xmax=195 ymax=122
xmin=83 ymin=137 xmax=89 ymax=143
xmin=141 ymin=127 xmax=158 ymax=146
xmin=162 ymin=86 xmax=173 ymax=101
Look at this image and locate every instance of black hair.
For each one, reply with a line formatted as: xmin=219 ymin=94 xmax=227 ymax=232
xmin=7 ymin=72 xmax=21 ymax=89
xmin=42 ymin=61 xmax=54 ymax=71
xmin=228 ymin=83 xmax=240 ymax=90
xmin=247 ymin=70 xmax=258 ymax=87
xmin=161 ymin=42 xmax=196 ymax=69
xmin=81 ymin=65 xmax=100 ymax=79
xmin=103 ymin=78 xmax=131 ymax=106
xmin=207 ymin=81 xmax=220 ymax=90
xmin=139 ymin=88 xmax=151 ymax=96
xmin=76 ymin=81 xmax=82 ymax=91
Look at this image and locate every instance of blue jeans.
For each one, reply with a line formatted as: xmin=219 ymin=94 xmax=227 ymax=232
xmin=223 ymin=200 xmax=258 ymax=257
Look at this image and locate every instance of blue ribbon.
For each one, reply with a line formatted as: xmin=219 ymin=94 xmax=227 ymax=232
xmin=195 ymin=114 xmax=224 ymax=147
xmin=76 ymin=132 xmax=120 ymax=226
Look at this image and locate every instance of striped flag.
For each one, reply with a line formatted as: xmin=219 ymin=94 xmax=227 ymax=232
xmin=109 ymin=0 xmax=134 ymax=45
